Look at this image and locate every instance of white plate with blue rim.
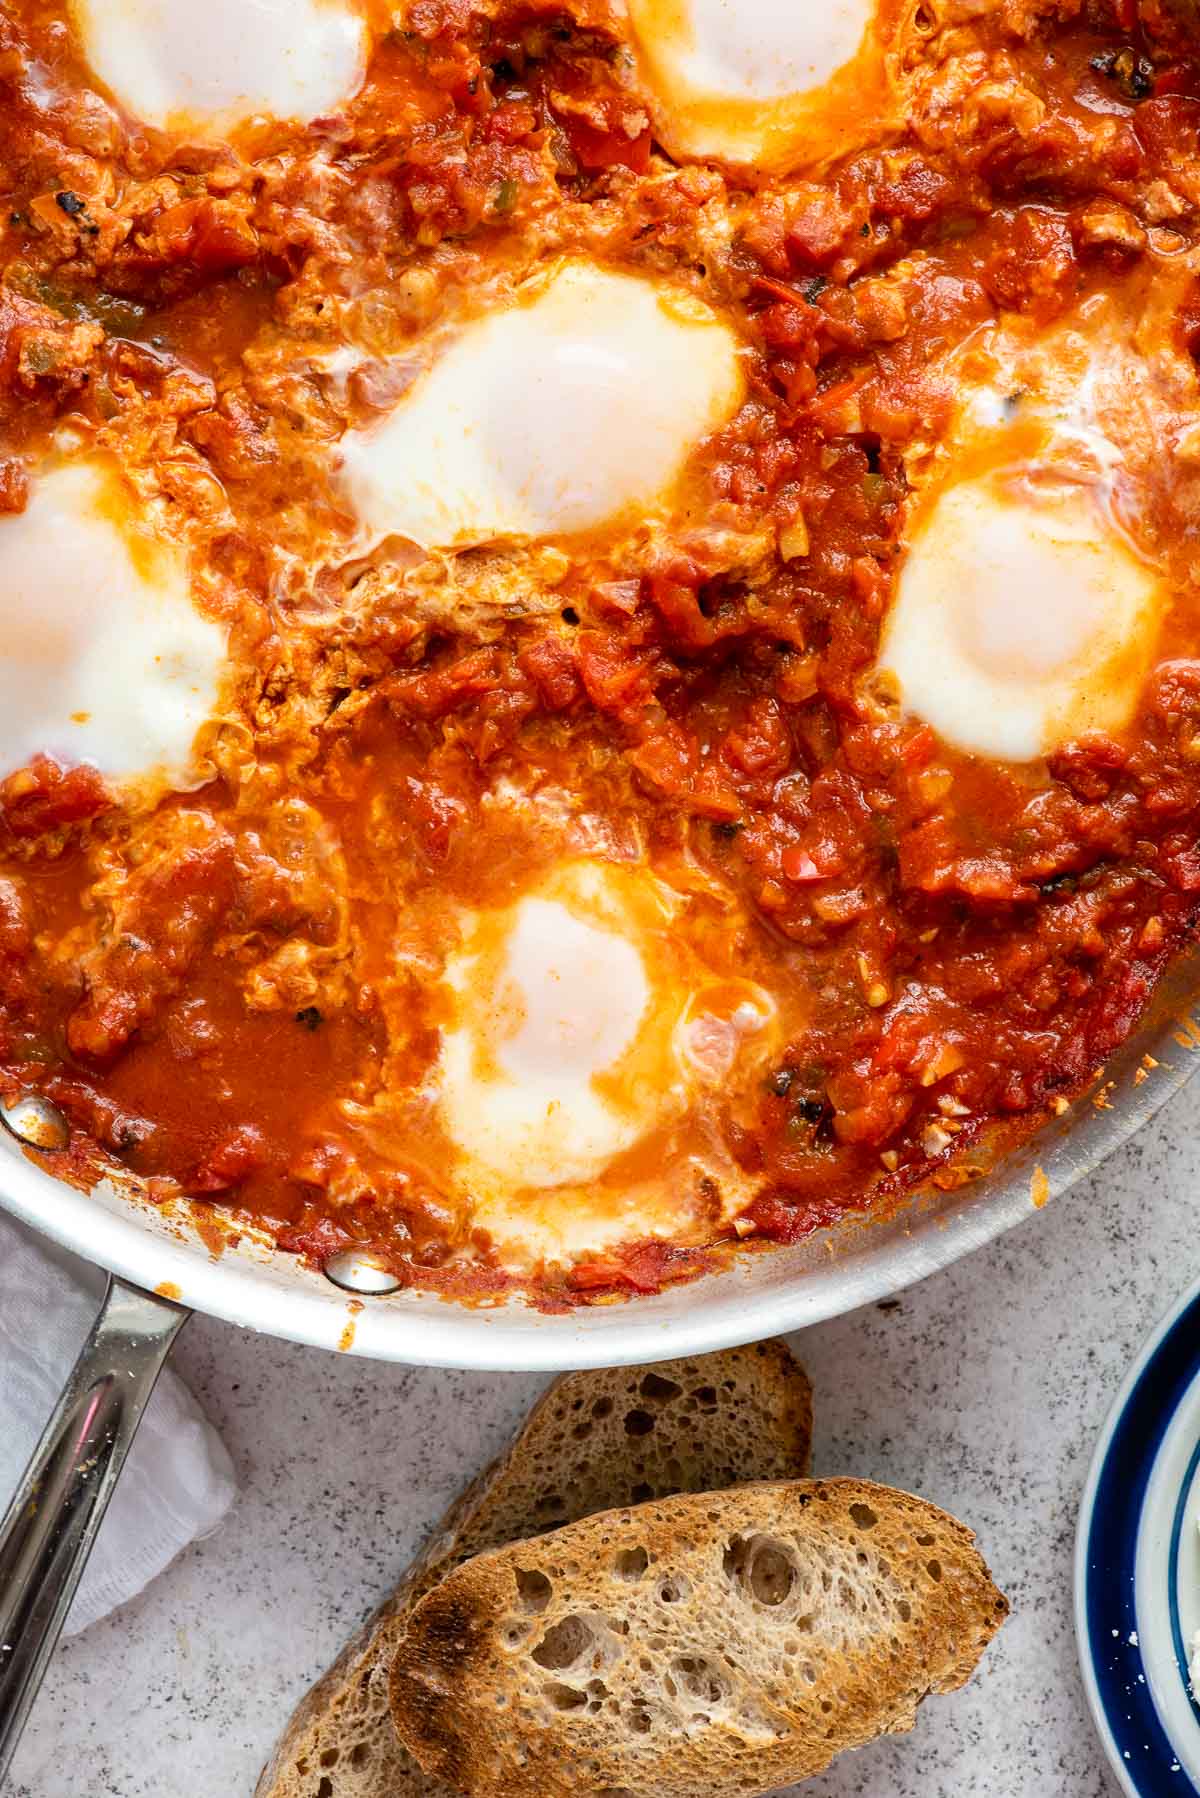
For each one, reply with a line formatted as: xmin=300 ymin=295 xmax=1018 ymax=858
xmin=1076 ymin=1273 xmax=1200 ymax=1793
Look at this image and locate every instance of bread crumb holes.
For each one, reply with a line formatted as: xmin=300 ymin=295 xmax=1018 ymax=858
xmin=544 ymin=1682 xmax=587 ymax=1712
xmin=723 ymin=1533 xmax=798 ymax=1606
xmin=671 ymin=1654 xmax=729 ymax=1710
xmin=515 ymin=1568 xmax=553 ymax=1613
xmin=531 ymin=1614 xmax=593 ymax=1672
xmin=639 ymin=1373 xmax=682 ymax=1402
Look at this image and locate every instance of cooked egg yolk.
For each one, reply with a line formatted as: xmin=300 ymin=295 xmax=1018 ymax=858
xmin=441 ymin=890 xmax=652 ymax=1190
xmin=877 ymin=316 xmax=1172 ymax=764
xmin=339 ymin=261 xmax=745 ymax=552
xmin=70 ymin=0 xmax=368 ymax=135
xmin=626 ymin=0 xmax=893 ymax=172
xmin=880 ymin=470 xmax=1160 ymax=762
xmin=435 ymin=860 xmax=775 ymax=1261
xmin=0 ymin=458 xmax=228 ymax=790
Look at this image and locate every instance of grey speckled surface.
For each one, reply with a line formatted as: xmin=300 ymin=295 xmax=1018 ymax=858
xmin=15 ymin=1077 xmax=1200 ymax=1798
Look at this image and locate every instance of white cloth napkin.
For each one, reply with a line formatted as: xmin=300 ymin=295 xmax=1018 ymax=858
xmin=0 ymin=1212 xmax=236 ymax=1635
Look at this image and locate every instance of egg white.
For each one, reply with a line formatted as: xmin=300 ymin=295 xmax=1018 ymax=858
xmin=435 ymin=859 xmax=776 ymax=1265
xmin=626 ymin=0 xmax=896 ymax=172
xmin=339 ymin=260 xmax=745 ymax=552
xmin=440 ymin=885 xmax=651 ymax=1190
xmin=881 ymin=475 xmax=1159 ymax=762
xmin=0 ymin=457 xmax=228 ymax=792
xmin=877 ymin=318 xmax=1170 ymax=762
xmin=70 ymin=0 xmax=368 ymax=135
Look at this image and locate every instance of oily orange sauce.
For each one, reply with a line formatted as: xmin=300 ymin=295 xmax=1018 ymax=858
xmin=0 ymin=1 xmax=1199 ymax=1300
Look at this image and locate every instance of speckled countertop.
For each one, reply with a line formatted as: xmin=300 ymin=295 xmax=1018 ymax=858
xmin=14 ymin=1077 xmax=1200 ymax=1798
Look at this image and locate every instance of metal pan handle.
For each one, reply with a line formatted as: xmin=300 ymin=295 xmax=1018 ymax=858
xmin=0 ymin=1274 xmax=189 ymax=1785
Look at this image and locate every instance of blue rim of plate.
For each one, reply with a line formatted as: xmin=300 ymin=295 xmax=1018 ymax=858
xmin=1170 ymin=1435 xmax=1200 ymax=1702
xmin=1076 ymin=1275 xmax=1200 ymax=1794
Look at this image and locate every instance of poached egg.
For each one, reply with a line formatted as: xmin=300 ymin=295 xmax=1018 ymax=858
xmin=435 ymin=859 xmax=776 ymax=1264
xmin=0 ymin=457 xmax=228 ymax=794
xmin=70 ymin=0 xmax=369 ymax=136
xmin=339 ymin=261 xmax=745 ymax=553
xmin=877 ymin=315 xmax=1172 ymax=763
xmin=625 ymin=0 xmax=895 ymax=172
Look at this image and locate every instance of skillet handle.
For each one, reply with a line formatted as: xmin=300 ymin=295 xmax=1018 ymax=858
xmin=0 ymin=1274 xmax=189 ymax=1785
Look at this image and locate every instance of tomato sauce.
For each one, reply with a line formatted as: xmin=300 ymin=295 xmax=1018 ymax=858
xmin=1 ymin=0 xmax=1199 ymax=1302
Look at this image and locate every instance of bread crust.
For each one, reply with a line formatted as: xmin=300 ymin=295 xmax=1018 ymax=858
xmin=390 ymin=1477 xmax=1008 ymax=1798
xmin=255 ymin=1342 xmax=813 ymax=1798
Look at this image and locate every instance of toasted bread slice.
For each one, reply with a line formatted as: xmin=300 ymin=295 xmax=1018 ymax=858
xmin=391 ymin=1477 xmax=1008 ymax=1798
xmin=256 ymin=1341 xmax=813 ymax=1798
